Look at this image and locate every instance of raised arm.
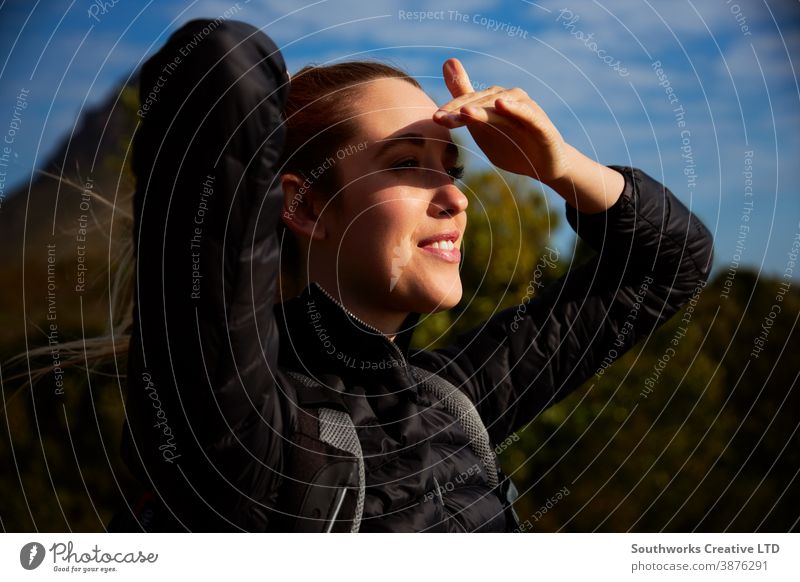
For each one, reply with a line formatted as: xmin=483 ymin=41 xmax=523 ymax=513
xmin=123 ymin=20 xmax=289 ymax=530
xmin=423 ymin=163 xmax=713 ymax=444
xmin=423 ymin=58 xmax=713 ymax=444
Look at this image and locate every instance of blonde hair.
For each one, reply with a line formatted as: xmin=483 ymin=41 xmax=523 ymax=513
xmin=3 ymin=173 xmax=133 ymax=405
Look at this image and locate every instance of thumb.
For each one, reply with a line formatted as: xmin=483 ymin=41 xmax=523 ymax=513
xmin=443 ymin=58 xmax=473 ymax=98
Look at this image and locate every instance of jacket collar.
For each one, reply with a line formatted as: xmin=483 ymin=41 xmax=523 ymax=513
xmin=276 ymin=281 xmax=421 ymax=379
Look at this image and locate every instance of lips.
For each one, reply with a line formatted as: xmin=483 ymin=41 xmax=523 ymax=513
xmin=417 ymin=230 xmax=461 ymax=263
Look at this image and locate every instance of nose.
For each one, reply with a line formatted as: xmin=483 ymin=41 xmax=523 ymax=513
xmin=429 ymin=183 xmax=469 ymax=218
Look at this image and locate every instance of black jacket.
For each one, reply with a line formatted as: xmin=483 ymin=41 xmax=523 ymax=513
xmin=120 ymin=19 xmax=714 ymax=532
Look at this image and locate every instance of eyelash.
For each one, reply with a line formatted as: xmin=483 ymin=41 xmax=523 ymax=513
xmin=392 ymin=158 xmax=465 ymax=182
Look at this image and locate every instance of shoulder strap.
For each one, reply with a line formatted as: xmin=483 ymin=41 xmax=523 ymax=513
xmin=409 ymin=366 xmax=522 ymax=531
xmin=286 ymin=370 xmax=365 ymax=533
xmin=317 ymin=407 xmax=365 ymax=532
xmin=409 ymin=365 xmax=499 ymax=488
xmin=285 ymin=366 xmax=501 ymax=531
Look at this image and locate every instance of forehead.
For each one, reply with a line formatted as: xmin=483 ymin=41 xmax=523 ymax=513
xmin=352 ymin=77 xmax=452 ymax=144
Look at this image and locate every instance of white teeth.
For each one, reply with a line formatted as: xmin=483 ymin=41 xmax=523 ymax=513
xmin=423 ymin=239 xmax=457 ymax=250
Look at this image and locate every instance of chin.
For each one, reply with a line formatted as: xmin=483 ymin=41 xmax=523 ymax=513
xmin=437 ymin=283 xmax=463 ymax=311
xmin=407 ymin=277 xmax=463 ymax=313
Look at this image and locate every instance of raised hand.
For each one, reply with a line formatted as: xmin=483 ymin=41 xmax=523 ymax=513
xmin=433 ymin=58 xmax=569 ymax=184
xmin=434 ymin=58 xmax=624 ymax=213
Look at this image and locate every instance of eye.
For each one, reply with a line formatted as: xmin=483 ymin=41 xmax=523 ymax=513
xmin=391 ymin=158 xmax=465 ymax=182
xmin=447 ymin=165 xmax=465 ymax=182
xmin=391 ymin=158 xmax=420 ymax=170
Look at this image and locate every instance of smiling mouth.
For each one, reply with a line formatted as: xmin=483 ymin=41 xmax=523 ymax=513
xmin=417 ymin=232 xmax=461 ymax=263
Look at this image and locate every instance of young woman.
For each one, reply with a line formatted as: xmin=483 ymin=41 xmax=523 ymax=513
xmin=117 ymin=19 xmax=713 ymax=532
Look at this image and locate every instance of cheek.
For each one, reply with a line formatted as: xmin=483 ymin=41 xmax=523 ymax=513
xmin=337 ymin=194 xmax=420 ymax=274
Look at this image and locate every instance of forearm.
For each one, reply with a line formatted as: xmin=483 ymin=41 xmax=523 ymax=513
xmin=543 ymin=143 xmax=626 ymax=214
xmin=565 ymin=165 xmax=713 ymax=293
xmin=436 ymin=166 xmax=713 ymax=442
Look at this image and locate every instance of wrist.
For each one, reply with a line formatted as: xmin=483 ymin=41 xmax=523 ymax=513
xmin=540 ymin=142 xmax=580 ymax=190
xmin=542 ymin=144 xmax=625 ymax=214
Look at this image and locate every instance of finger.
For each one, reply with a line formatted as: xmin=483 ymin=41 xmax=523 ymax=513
xmin=463 ymin=104 xmax=524 ymax=129
xmin=435 ymin=99 xmax=498 ymax=127
xmin=443 ymin=58 xmax=474 ymax=98
xmin=493 ymin=97 xmax=546 ymax=133
xmin=434 ymin=89 xmax=519 ymax=127
xmin=435 ymin=86 xmax=506 ymax=121
xmin=436 ymin=104 xmax=514 ymax=131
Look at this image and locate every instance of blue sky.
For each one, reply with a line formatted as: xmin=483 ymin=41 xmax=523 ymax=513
xmin=1 ymin=0 xmax=798 ymax=277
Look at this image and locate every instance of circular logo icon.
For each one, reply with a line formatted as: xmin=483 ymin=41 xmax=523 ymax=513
xmin=20 ymin=542 xmax=46 ymax=570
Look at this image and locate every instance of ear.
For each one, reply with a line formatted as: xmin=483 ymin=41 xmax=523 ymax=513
xmin=280 ymin=174 xmax=328 ymax=241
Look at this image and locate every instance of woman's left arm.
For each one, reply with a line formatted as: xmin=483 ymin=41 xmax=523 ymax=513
xmin=419 ymin=60 xmax=714 ymax=445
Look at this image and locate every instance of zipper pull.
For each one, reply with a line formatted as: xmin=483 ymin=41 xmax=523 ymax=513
xmin=433 ymin=476 xmax=444 ymax=503
xmin=324 ymin=486 xmax=349 ymax=533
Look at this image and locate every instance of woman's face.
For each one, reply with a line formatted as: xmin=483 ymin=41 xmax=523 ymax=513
xmin=320 ymin=77 xmax=469 ymax=318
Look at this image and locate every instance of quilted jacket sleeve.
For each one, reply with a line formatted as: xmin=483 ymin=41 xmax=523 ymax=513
xmin=426 ymin=166 xmax=714 ymax=445
xmin=123 ymin=20 xmax=289 ymax=531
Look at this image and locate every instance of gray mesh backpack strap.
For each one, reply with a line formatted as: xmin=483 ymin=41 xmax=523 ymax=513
xmin=317 ymin=408 xmax=365 ymax=532
xmin=409 ymin=365 xmax=521 ymax=531
xmin=281 ymin=370 xmax=365 ymax=533
xmin=409 ymin=365 xmax=498 ymax=486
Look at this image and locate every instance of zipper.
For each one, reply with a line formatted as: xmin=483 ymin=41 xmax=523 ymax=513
xmin=432 ymin=476 xmax=468 ymax=532
xmin=312 ymin=282 xmax=407 ymax=364
xmin=325 ymin=486 xmax=349 ymax=533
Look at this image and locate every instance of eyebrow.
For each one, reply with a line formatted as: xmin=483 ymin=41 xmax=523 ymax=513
xmin=373 ymin=132 xmax=459 ymax=160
